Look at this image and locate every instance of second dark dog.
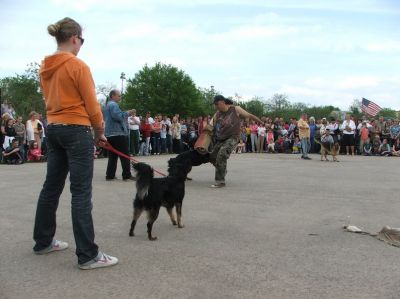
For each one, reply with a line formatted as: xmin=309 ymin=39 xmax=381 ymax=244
xmin=173 ymin=150 xmax=210 ymax=180
xmin=129 ymin=157 xmax=192 ymax=240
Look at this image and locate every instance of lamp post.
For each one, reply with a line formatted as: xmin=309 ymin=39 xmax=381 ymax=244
xmin=120 ymin=72 xmax=126 ymax=94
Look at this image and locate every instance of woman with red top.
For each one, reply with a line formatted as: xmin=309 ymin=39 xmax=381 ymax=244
xmin=249 ymin=120 xmax=258 ymax=153
xmin=140 ymin=118 xmax=152 ymax=156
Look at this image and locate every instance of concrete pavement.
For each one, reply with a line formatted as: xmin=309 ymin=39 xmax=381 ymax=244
xmin=1 ymin=153 xmax=400 ymax=299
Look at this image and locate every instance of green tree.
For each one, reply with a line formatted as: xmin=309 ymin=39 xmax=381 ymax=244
xmin=122 ymin=62 xmax=204 ymax=117
xmin=377 ymin=108 xmax=397 ymax=119
xmin=0 ymin=62 xmax=44 ymax=118
xmin=198 ymin=86 xmax=219 ymax=116
xmin=265 ymin=93 xmax=291 ymax=115
xmin=244 ymin=97 xmax=266 ymax=117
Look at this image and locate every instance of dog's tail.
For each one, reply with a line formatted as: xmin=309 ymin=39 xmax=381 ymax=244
xmin=133 ymin=162 xmax=154 ymax=200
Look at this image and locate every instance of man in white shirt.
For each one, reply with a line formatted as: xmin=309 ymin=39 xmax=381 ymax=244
xmin=340 ymin=114 xmax=356 ymax=155
xmin=128 ymin=109 xmax=140 ymax=156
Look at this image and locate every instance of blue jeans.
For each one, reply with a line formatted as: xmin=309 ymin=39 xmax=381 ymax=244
xmin=301 ymin=137 xmax=310 ymax=157
xmin=33 ymin=125 xmax=98 ymax=264
xmin=161 ymin=138 xmax=167 ymax=153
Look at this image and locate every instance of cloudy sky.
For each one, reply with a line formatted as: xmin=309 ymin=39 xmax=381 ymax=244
xmin=1 ymin=0 xmax=399 ymax=110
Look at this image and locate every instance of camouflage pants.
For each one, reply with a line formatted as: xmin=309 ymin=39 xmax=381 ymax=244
xmin=210 ymin=137 xmax=238 ymax=183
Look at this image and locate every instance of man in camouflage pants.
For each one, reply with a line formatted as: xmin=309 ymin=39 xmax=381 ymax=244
xmin=210 ymin=95 xmax=262 ymax=188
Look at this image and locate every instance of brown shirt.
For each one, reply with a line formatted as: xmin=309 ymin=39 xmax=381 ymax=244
xmin=214 ymin=106 xmax=241 ymax=141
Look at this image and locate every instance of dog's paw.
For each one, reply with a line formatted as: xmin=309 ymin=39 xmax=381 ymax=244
xmin=149 ymin=236 xmax=158 ymax=241
xmin=129 ymin=231 xmax=134 ymax=237
xmin=172 ymin=221 xmax=177 ymax=226
xmin=178 ymin=223 xmax=185 ymax=228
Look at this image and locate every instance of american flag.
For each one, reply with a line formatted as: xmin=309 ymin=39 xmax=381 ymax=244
xmin=361 ymin=98 xmax=382 ymax=117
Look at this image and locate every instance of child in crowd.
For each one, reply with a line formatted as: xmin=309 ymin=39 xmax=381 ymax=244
xmin=274 ymin=135 xmax=284 ymax=153
xmin=379 ymin=138 xmax=391 ymax=156
xmin=266 ymin=129 xmax=274 ymax=152
xmin=236 ymin=139 xmax=245 ymax=153
xmin=160 ymin=123 xmax=167 ymax=153
xmin=28 ymin=141 xmax=44 ymax=161
xmin=283 ymin=134 xmax=291 ymax=153
xmin=359 ymin=121 xmax=369 ymax=154
xmin=3 ymin=139 xmax=23 ymax=164
xmin=292 ymin=137 xmax=301 ymax=154
xmin=363 ymin=138 xmax=373 ymax=156
xmin=372 ymin=135 xmax=381 ymax=155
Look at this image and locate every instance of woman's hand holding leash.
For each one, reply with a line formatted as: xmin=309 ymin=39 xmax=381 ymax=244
xmin=95 ymin=132 xmax=107 ymax=147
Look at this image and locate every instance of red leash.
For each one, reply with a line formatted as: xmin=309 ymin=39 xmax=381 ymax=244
xmin=101 ymin=141 xmax=167 ymax=177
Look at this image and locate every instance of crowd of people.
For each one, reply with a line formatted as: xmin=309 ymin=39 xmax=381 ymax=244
xmin=2 ymin=106 xmax=400 ymax=165
xmin=0 ymin=110 xmax=47 ymax=164
xmin=109 ymin=110 xmax=400 ymax=158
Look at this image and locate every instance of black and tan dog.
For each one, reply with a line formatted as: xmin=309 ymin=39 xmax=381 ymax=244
xmin=314 ymin=137 xmax=340 ymax=162
xmin=129 ymin=157 xmax=192 ymax=241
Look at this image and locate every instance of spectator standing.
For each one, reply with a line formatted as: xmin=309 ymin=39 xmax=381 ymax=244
xmin=3 ymin=118 xmax=16 ymax=150
xmin=298 ymin=113 xmax=311 ymax=160
xmin=249 ymin=121 xmax=258 ymax=153
xmin=160 ymin=122 xmax=167 ymax=153
xmin=140 ymin=118 xmax=152 ymax=155
xmin=26 ymin=111 xmax=43 ymax=150
xmin=257 ymin=122 xmax=266 ymax=153
xmin=171 ymin=116 xmax=181 ymax=154
xmin=104 ymin=89 xmax=134 ymax=181
xmin=151 ymin=116 xmax=161 ymax=155
xmin=128 ymin=109 xmax=140 ymax=156
xmin=161 ymin=115 xmax=172 ymax=154
xmin=358 ymin=121 xmax=369 ymax=154
xmin=341 ymin=115 xmax=356 ymax=155
xmin=14 ymin=116 xmax=26 ymax=160
xmin=309 ymin=117 xmax=317 ymax=153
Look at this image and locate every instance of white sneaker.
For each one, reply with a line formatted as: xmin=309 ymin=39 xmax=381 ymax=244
xmin=34 ymin=239 xmax=69 ymax=255
xmin=78 ymin=251 xmax=118 ymax=270
xmin=210 ymin=183 xmax=226 ymax=188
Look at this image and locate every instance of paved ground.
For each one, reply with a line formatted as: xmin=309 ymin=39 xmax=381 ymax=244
xmin=1 ymin=153 xmax=400 ymax=299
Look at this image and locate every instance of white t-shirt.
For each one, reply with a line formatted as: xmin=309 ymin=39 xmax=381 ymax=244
xmin=341 ymin=120 xmax=356 ymax=135
xmin=326 ymin=123 xmax=338 ymax=135
xmin=257 ymin=127 xmax=266 ymax=137
xmin=128 ymin=116 xmax=140 ymax=130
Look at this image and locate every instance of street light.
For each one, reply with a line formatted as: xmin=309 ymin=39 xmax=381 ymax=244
xmin=120 ymin=72 xmax=126 ymax=94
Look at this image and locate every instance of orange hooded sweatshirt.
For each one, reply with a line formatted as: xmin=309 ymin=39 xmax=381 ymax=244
xmin=39 ymin=52 xmax=104 ymax=133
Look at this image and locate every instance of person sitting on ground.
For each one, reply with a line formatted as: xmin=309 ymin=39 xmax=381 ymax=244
xmin=3 ymin=139 xmax=23 ymax=164
xmin=28 ymin=141 xmax=44 ymax=161
xmin=363 ymin=138 xmax=373 ymax=156
xmin=236 ymin=138 xmax=245 ymax=153
xmin=392 ymin=138 xmax=400 ymax=157
xmin=379 ymin=138 xmax=391 ymax=156
xmin=372 ymin=135 xmax=381 ymax=155
xmin=292 ymin=136 xmax=301 ymax=154
xmin=282 ymin=134 xmax=290 ymax=153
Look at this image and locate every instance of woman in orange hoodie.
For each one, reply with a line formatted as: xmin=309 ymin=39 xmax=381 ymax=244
xmin=32 ymin=17 xmax=118 ymax=270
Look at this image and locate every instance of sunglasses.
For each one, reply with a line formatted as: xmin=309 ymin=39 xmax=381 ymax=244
xmin=77 ymin=36 xmax=85 ymax=45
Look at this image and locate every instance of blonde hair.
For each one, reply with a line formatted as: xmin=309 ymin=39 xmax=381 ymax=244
xmin=29 ymin=111 xmax=38 ymax=119
xmin=47 ymin=17 xmax=82 ymax=44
